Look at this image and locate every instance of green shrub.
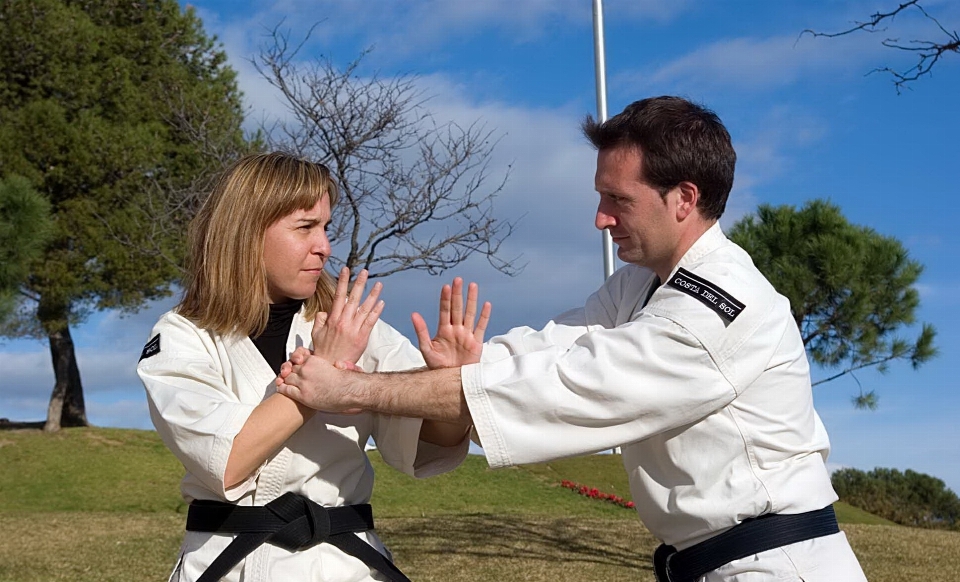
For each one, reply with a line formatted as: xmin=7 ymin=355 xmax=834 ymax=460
xmin=833 ymin=467 xmax=960 ymax=530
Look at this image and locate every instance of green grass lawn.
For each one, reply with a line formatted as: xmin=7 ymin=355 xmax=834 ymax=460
xmin=1 ymin=427 xmax=957 ymax=581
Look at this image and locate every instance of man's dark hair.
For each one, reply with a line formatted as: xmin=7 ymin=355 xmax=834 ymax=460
xmin=582 ymin=96 xmax=736 ymax=220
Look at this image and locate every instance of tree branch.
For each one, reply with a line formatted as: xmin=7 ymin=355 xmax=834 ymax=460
xmin=801 ymin=1 xmax=959 ymax=92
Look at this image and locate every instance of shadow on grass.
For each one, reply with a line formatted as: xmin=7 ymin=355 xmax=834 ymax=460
xmin=380 ymin=513 xmax=654 ymax=578
xmin=0 ymin=420 xmax=45 ymax=430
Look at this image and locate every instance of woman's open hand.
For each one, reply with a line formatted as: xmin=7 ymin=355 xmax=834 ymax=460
xmin=311 ymin=267 xmax=384 ymax=364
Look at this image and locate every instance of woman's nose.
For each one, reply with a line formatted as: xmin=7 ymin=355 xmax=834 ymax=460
xmin=313 ymin=230 xmax=331 ymax=256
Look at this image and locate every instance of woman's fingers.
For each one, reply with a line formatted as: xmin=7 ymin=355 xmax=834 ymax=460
xmin=347 ymin=269 xmax=369 ymax=309
xmin=357 ymin=280 xmax=382 ymax=318
xmin=358 ymin=297 xmax=385 ymax=337
xmin=311 ymin=311 xmax=329 ymax=340
xmin=327 ymin=266 xmax=351 ymax=322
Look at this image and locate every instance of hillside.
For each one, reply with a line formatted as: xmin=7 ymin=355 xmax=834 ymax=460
xmin=1 ymin=427 xmax=957 ymax=581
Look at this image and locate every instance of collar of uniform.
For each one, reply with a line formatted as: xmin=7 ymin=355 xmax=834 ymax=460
xmin=666 ymin=221 xmax=726 ymax=281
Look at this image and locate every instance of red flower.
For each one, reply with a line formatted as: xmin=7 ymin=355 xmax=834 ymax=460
xmin=559 ymin=480 xmax=634 ymax=510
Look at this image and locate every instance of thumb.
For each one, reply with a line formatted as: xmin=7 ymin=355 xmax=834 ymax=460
xmin=411 ymin=312 xmax=432 ymax=351
xmin=276 ymin=381 xmax=300 ymax=400
xmin=334 ymin=360 xmax=362 ymax=372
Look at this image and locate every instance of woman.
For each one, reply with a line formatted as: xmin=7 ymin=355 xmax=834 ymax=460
xmin=138 ymin=152 xmax=482 ymax=582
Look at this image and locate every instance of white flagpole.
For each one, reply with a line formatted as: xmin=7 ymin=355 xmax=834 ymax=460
xmin=592 ymin=0 xmax=616 ymax=281
xmin=594 ymin=0 xmax=622 ymax=457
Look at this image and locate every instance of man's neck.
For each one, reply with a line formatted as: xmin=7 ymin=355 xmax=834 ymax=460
xmin=656 ymin=219 xmax=717 ymax=281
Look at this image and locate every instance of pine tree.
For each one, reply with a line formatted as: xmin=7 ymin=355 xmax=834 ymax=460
xmin=0 ymin=0 xmax=250 ymax=430
xmin=729 ymin=199 xmax=936 ymax=408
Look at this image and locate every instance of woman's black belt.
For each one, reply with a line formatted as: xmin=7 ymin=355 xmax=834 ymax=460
xmin=653 ymin=505 xmax=839 ymax=582
xmin=185 ymin=492 xmax=410 ymax=582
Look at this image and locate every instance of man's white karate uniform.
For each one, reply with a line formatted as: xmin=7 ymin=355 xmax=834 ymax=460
xmin=463 ymin=224 xmax=867 ymax=581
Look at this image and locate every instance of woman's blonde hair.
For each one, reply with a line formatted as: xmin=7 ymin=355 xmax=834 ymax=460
xmin=177 ymin=152 xmax=340 ymax=336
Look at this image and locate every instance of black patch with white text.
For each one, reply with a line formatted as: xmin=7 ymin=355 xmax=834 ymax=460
xmin=140 ymin=334 xmax=161 ymax=362
xmin=667 ymin=268 xmax=745 ymax=323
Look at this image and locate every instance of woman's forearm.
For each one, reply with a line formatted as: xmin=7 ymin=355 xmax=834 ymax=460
xmin=223 ymin=392 xmax=315 ymax=489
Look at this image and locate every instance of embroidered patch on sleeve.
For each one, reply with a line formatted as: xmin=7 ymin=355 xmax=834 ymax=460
xmin=667 ymin=267 xmax=746 ymax=323
xmin=140 ymin=334 xmax=161 ymax=362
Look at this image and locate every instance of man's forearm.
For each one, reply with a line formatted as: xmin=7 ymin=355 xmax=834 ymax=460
xmin=354 ymin=366 xmax=471 ymax=423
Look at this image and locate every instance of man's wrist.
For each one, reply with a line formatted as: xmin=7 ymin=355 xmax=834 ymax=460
xmin=342 ymin=369 xmax=377 ymax=412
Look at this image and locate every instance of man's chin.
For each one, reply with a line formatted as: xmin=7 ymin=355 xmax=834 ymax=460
xmin=615 ymin=248 xmax=643 ymax=266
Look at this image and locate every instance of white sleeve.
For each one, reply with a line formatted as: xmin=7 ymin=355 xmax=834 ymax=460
xmin=362 ymin=320 xmax=468 ymax=478
xmin=137 ymin=316 xmax=258 ymax=501
xmin=480 ymin=266 xmax=629 ymax=363
xmin=462 ymin=312 xmax=738 ymax=468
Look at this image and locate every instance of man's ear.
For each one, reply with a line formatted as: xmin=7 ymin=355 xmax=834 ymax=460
xmin=675 ymin=181 xmax=699 ymax=221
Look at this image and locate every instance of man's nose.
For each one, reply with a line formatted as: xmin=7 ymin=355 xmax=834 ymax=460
xmin=595 ymin=206 xmax=617 ymax=231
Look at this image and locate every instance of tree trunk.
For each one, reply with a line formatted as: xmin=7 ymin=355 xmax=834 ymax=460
xmin=44 ymin=324 xmax=88 ymax=432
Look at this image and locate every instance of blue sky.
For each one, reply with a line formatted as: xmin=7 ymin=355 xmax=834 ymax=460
xmin=2 ymin=0 xmax=958 ymax=493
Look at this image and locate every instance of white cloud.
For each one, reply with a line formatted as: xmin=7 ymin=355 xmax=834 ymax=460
xmin=86 ymin=394 xmax=153 ymax=430
xmin=0 ymin=346 xmax=140 ymax=399
xmin=198 ymin=0 xmax=695 ymax=58
xmin=717 ymin=104 xmax=830 ymax=227
xmin=616 ymin=32 xmax=881 ymax=96
xmin=914 ymin=282 xmax=960 ymax=304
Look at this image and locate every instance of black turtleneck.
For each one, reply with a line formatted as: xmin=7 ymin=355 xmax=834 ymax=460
xmin=249 ymin=300 xmax=304 ymax=375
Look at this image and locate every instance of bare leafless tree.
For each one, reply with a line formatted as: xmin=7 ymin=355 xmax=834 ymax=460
xmin=802 ymin=1 xmax=959 ymax=93
xmin=253 ymin=26 xmax=520 ymax=279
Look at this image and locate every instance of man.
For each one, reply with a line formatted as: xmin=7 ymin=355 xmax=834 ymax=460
xmin=278 ymin=96 xmax=868 ymax=581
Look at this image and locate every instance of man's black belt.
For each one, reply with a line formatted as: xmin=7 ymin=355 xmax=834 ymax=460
xmin=653 ymin=505 xmax=839 ymax=582
xmin=185 ymin=492 xmax=410 ymax=582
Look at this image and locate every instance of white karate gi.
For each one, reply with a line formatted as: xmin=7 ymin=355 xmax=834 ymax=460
xmin=138 ymin=309 xmax=468 ymax=582
xmin=462 ymin=223 xmax=866 ymax=581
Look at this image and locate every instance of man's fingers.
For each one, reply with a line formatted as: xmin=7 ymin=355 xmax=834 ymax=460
xmin=334 ymin=360 xmax=363 ymax=372
xmin=437 ymin=284 xmax=452 ymax=327
xmin=279 ymin=361 xmax=293 ymax=379
xmin=292 ymin=346 xmax=312 ymax=360
xmin=289 ymin=347 xmax=310 ymax=365
xmin=412 ymin=312 xmax=433 ymax=352
xmin=474 ymin=301 xmax=492 ymax=341
xmin=450 ymin=277 xmax=465 ymax=324
xmin=463 ymin=281 xmax=479 ymax=329
xmin=276 ymin=381 xmax=301 ymax=401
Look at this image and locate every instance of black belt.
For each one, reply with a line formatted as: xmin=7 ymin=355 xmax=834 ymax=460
xmin=185 ymin=492 xmax=410 ymax=582
xmin=653 ymin=505 xmax=839 ymax=582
